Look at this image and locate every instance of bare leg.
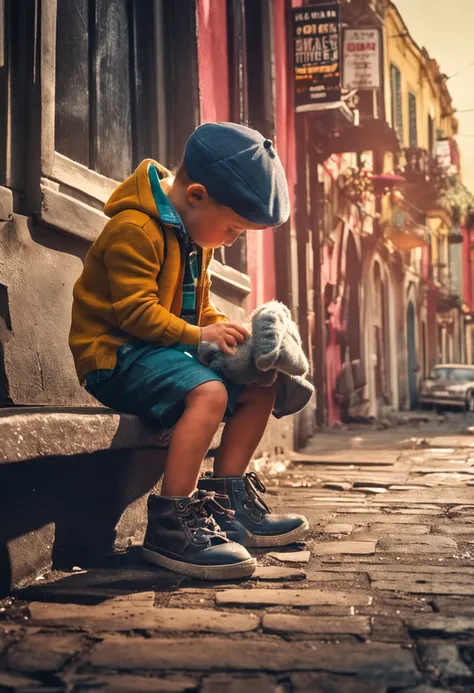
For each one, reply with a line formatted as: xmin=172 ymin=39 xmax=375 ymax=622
xmin=213 ymin=382 xmax=277 ymax=477
xmin=161 ymin=381 xmax=228 ymax=497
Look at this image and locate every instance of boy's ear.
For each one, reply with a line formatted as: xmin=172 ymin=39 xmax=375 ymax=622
xmin=186 ymin=183 xmax=209 ymax=205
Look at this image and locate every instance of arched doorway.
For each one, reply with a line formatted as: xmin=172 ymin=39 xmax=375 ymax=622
xmin=362 ymin=252 xmax=399 ymax=417
xmin=407 ymin=300 xmax=418 ymax=409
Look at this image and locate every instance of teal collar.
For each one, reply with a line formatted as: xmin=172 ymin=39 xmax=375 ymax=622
xmin=148 ymin=163 xmax=187 ymax=234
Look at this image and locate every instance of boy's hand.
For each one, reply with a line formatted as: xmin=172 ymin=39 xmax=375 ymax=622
xmin=201 ymin=323 xmax=250 ymax=355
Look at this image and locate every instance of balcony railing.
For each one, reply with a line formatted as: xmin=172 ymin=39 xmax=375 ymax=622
xmin=429 ymin=269 xmax=463 ymax=312
xmin=402 ymin=146 xmax=452 ymax=216
xmin=403 ymin=148 xmax=432 ymax=185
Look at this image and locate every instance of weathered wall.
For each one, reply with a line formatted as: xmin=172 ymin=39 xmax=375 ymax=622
xmin=0 ymin=208 xmax=94 ymax=406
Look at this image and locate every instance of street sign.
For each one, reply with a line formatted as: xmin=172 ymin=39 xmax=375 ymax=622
xmin=291 ymin=4 xmax=341 ymax=112
xmin=343 ymin=28 xmax=381 ymax=90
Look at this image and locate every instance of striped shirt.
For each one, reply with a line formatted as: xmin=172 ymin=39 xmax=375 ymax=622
xmin=180 ymin=238 xmax=201 ymax=325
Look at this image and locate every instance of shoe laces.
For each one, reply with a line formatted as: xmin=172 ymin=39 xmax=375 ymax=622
xmin=243 ymin=471 xmax=271 ymax=519
xmin=182 ymin=491 xmax=235 ymax=541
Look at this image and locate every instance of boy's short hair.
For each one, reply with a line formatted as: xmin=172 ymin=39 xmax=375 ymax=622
xmin=183 ymin=122 xmax=290 ymax=227
xmin=174 ymin=160 xmax=193 ymax=187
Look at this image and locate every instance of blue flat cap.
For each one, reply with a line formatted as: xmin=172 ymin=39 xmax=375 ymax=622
xmin=184 ymin=122 xmax=290 ymax=227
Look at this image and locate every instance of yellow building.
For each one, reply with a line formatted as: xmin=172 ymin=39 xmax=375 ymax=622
xmin=382 ymin=2 xmax=462 ymax=392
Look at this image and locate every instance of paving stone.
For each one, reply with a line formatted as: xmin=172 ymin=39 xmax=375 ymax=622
xmin=29 ymin=602 xmax=259 ymax=633
xmin=312 ymin=541 xmax=377 ymax=556
xmin=377 ymin=535 xmax=457 ymax=550
xmin=398 ymin=687 xmax=455 ymax=693
xmin=323 ymin=482 xmax=351 ymax=491
xmin=70 ymin=674 xmax=198 ymax=692
xmin=113 ymin=590 xmax=156 ymax=602
xmin=19 ymin=572 xmax=180 ymax=605
xmin=268 ymin=551 xmax=310 ymax=563
xmin=368 ymin=570 xmax=474 ymax=585
xmin=321 ymin=507 xmax=381 ymax=514
xmin=366 ymin=564 xmax=474 ymax=576
xmin=290 ymin=673 xmax=385 ymax=692
xmin=337 ymin=514 xmax=436 ymax=524
xmin=353 ymin=481 xmax=392 ymax=489
xmin=367 ymin=523 xmax=430 ymax=535
xmin=7 ymin=633 xmax=84 ymax=674
xmin=0 ymin=672 xmax=44 ymax=690
xmin=323 ymin=523 xmax=354 ymax=534
xmin=372 ymin=581 xmax=474 ymax=595
xmin=418 ymin=643 xmax=472 ymax=678
xmin=293 ymin=451 xmax=399 ymax=465
xmin=305 ymin=570 xmax=369 ymax=585
xmin=200 ymin=674 xmax=280 ymax=693
xmin=88 ymin=636 xmax=421 ymax=685
xmin=262 ymin=613 xmax=371 ymax=635
xmin=407 ymin=615 xmax=474 ymax=637
xmin=253 ymin=566 xmax=306 ymax=581
xmin=435 ymin=524 xmax=474 ymax=535
xmin=379 ymin=489 xmax=474 ymax=505
xmin=376 ymin=542 xmax=457 ymax=554
xmin=353 ymin=487 xmax=388 ymax=494
xmin=215 ymin=589 xmax=372 ymax=607
xmin=388 ymin=485 xmax=429 ymax=491
xmin=424 ymin=435 xmax=474 ymax=448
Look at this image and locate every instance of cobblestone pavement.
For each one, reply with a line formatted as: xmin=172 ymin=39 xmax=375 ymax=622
xmin=2 ymin=413 xmax=474 ymax=692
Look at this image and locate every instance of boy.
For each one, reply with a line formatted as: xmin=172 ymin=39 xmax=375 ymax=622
xmin=69 ymin=122 xmax=308 ymax=581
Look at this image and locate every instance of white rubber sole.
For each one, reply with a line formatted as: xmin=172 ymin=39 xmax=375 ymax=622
xmin=240 ymin=519 xmax=310 ymax=548
xmin=141 ymin=547 xmax=256 ymax=581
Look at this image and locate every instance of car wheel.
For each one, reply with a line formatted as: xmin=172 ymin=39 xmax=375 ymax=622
xmin=466 ymin=392 xmax=474 ymax=413
xmin=435 ymin=405 xmax=444 ymax=415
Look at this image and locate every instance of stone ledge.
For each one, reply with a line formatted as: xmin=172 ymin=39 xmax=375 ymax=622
xmin=0 ymin=407 xmax=223 ymax=464
xmin=0 ymin=185 xmax=13 ymax=220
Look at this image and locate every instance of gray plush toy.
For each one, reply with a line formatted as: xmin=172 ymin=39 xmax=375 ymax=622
xmin=198 ymin=300 xmax=315 ymax=418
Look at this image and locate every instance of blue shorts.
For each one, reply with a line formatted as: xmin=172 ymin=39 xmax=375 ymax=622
xmin=84 ymin=341 xmax=246 ymax=429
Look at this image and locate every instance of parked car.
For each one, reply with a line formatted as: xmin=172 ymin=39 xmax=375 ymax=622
xmin=419 ymin=364 xmax=474 ymax=412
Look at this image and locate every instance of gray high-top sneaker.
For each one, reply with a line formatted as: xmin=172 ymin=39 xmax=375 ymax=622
xmin=142 ymin=490 xmax=256 ymax=580
xmin=198 ymin=472 xmax=309 ymax=547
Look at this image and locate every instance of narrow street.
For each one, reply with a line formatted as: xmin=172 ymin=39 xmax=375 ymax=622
xmin=1 ymin=413 xmax=474 ymax=692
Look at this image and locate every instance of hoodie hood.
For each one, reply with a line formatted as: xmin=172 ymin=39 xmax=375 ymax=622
xmin=104 ymin=159 xmax=182 ymax=227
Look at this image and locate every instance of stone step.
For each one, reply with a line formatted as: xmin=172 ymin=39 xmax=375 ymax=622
xmin=0 ymin=407 xmax=222 ymax=595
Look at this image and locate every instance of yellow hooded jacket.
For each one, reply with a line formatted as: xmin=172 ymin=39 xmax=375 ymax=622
xmin=69 ymin=159 xmax=228 ymax=383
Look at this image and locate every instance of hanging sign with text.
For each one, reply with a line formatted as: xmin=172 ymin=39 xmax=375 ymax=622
xmin=292 ymin=4 xmax=341 ymax=112
xmin=342 ymin=28 xmax=381 ymax=90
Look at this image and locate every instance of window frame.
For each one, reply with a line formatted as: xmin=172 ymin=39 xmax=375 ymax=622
xmin=390 ymin=62 xmax=403 ymax=144
xmin=408 ymin=90 xmax=418 ymax=149
xmin=33 ymin=0 xmax=200 ymax=241
xmin=34 ymin=0 xmax=127 ymax=237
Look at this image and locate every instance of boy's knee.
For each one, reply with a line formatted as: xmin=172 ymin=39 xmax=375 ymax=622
xmin=187 ymin=380 xmax=228 ymax=415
